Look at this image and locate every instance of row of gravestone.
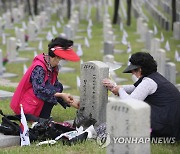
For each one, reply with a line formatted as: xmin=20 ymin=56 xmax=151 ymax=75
xmin=144 ymin=0 xmax=171 ymax=31
xmin=102 ymin=11 xmax=128 ymax=84
xmin=157 ymin=0 xmax=180 ymax=20
xmin=136 ymin=17 xmax=177 ymax=85
xmin=0 ymin=2 xmax=66 ymax=99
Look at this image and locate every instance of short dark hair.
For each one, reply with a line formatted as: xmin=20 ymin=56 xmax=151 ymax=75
xmin=129 ymin=52 xmax=157 ymax=76
xmin=48 ymin=37 xmax=73 ymax=57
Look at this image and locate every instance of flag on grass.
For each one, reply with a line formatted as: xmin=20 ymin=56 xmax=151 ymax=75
xmin=22 ymin=22 xmax=27 ymax=30
xmin=122 ymin=34 xmax=128 ymax=45
xmin=160 ymin=32 xmax=164 ymax=42
xmin=38 ymin=40 xmax=43 ymax=51
xmin=87 ymin=27 xmax=92 ymax=39
xmin=34 ymin=51 xmax=38 ymax=58
xmin=175 ymin=50 xmax=180 ymax=62
xmin=165 ymin=40 xmax=170 ymax=51
xmin=76 ymin=76 xmax=80 ymax=90
xmin=76 ymin=44 xmax=83 ymax=57
xmin=46 ymin=31 xmax=54 ymax=41
xmin=127 ymin=42 xmax=132 ymax=53
xmin=84 ymin=37 xmax=90 ymax=47
xmin=56 ymin=21 xmax=61 ymax=28
xmin=88 ymin=19 xmax=93 ymax=28
xmin=52 ymin=26 xmax=58 ymax=35
xmin=153 ymin=24 xmax=158 ymax=35
xmin=23 ymin=64 xmax=28 ymax=75
xmin=20 ymin=104 xmax=30 ymax=146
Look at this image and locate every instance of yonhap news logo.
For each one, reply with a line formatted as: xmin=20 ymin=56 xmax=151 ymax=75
xmin=97 ymin=134 xmax=176 ymax=148
xmin=96 ymin=133 xmax=111 ymax=148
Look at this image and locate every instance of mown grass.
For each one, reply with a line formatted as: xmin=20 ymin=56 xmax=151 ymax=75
xmin=0 ymin=1 xmax=180 ymax=154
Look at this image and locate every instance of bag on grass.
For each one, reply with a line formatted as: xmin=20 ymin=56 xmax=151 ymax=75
xmin=30 ymin=119 xmax=76 ymax=141
xmin=0 ymin=110 xmax=20 ymax=136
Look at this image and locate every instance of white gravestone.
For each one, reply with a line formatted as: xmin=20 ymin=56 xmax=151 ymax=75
xmin=0 ymin=49 xmax=18 ymax=79
xmin=145 ymin=30 xmax=154 ymax=51
xmin=173 ymin=22 xmax=180 ymax=40
xmin=165 ymin=62 xmax=176 ymax=85
xmin=16 ymin=28 xmax=26 ymax=50
xmin=12 ymin=8 xmax=20 ymax=23
xmin=136 ymin=17 xmax=144 ymax=34
xmin=63 ymin=24 xmax=74 ymax=40
xmin=107 ymin=98 xmax=150 ymax=154
xmin=157 ymin=49 xmax=166 ymax=76
xmin=140 ymin=23 xmax=148 ymax=42
xmin=104 ymin=41 xmax=114 ymax=55
xmin=150 ymin=38 xmax=161 ymax=60
xmin=103 ymin=55 xmax=127 ymax=83
xmin=0 ymin=17 xmax=5 ymax=36
xmin=0 ymin=49 xmax=3 ymax=75
xmin=4 ymin=11 xmax=13 ymax=29
xmin=7 ymin=37 xmax=17 ymax=62
xmin=28 ymin=21 xmax=38 ymax=41
xmin=6 ymin=37 xmax=29 ymax=63
xmin=79 ymin=61 xmax=109 ymax=126
xmin=34 ymin=15 xmax=42 ymax=32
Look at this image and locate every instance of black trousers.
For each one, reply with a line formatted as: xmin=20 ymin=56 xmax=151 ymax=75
xmin=39 ymin=102 xmax=54 ymax=119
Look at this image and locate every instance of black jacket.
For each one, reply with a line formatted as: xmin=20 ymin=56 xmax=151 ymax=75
xmin=134 ymin=72 xmax=180 ymax=140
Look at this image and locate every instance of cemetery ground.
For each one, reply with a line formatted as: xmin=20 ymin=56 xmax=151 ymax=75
xmin=0 ymin=4 xmax=180 ymax=154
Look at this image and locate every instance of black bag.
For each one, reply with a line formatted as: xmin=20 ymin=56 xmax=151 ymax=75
xmin=0 ymin=110 xmax=20 ymax=136
xmin=29 ymin=119 xmax=76 ymax=142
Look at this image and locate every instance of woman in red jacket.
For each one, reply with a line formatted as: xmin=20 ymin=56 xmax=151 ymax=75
xmin=10 ymin=37 xmax=80 ymax=121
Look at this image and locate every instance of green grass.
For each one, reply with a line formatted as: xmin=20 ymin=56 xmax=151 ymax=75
xmin=0 ymin=1 xmax=180 ymax=153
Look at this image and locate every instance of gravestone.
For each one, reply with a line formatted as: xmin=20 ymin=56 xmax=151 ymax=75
xmin=173 ymin=22 xmax=180 ymax=40
xmin=79 ymin=0 xmax=86 ymax=20
xmin=107 ymin=98 xmax=150 ymax=154
xmin=0 ymin=17 xmax=5 ymax=36
xmin=28 ymin=21 xmax=38 ymax=41
xmin=157 ymin=49 xmax=166 ymax=76
xmin=145 ymin=30 xmax=154 ymax=51
xmin=16 ymin=28 xmax=25 ymax=50
xmin=150 ymin=38 xmax=161 ymax=60
xmin=6 ymin=37 xmax=29 ymax=63
xmin=7 ymin=37 xmax=16 ymax=62
xmin=136 ymin=17 xmax=144 ymax=34
xmin=63 ymin=24 xmax=74 ymax=40
xmin=0 ymin=133 xmax=20 ymax=148
xmin=0 ymin=49 xmax=2 ymax=75
xmin=140 ymin=23 xmax=148 ymax=42
xmin=96 ymin=1 xmax=102 ymax=22
xmin=103 ymin=55 xmax=126 ymax=83
xmin=104 ymin=41 xmax=114 ymax=55
xmin=165 ymin=62 xmax=176 ymax=85
xmin=12 ymin=8 xmax=20 ymax=23
xmin=40 ymin=11 xmax=49 ymax=28
xmin=34 ymin=15 xmax=42 ymax=33
xmin=106 ymin=30 xmax=114 ymax=42
xmin=77 ymin=61 xmax=109 ymax=126
xmin=4 ymin=11 xmax=13 ymax=29
xmin=0 ymin=90 xmax=14 ymax=100
xmin=0 ymin=49 xmax=17 ymax=78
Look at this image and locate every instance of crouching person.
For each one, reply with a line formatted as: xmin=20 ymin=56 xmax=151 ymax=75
xmin=10 ymin=37 xmax=80 ymax=121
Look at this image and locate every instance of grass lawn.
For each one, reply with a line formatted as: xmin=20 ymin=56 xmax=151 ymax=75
xmin=0 ymin=1 xmax=180 ymax=153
